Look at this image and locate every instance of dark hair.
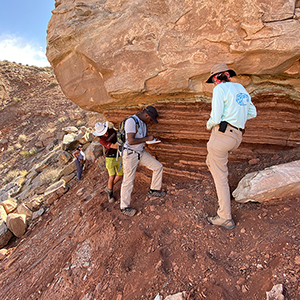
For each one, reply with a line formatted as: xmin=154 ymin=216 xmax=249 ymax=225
xmin=215 ymin=72 xmax=230 ymax=82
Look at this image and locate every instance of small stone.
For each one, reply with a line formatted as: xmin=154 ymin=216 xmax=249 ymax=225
xmin=295 ymin=255 xmax=300 ymax=265
xmin=236 ymin=277 xmax=246 ymax=285
xmin=0 ymin=248 xmax=8 ymax=260
xmin=248 ymin=158 xmax=260 ymax=165
xmin=240 ymin=228 xmax=246 ymax=234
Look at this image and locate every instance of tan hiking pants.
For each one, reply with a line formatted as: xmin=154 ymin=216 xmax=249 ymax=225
xmin=120 ymin=150 xmax=163 ymax=209
xmin=206 ymin=125 xmax=243 ymax=219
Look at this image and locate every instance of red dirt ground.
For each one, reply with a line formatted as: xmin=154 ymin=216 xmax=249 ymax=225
xmin=0 ymin=62 xmax=299 ymax=300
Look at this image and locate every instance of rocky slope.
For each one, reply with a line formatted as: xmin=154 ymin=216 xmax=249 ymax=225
xmin=0 ymin=62 xmax=299 ymax=299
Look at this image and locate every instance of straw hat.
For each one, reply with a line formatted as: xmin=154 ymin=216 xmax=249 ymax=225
xmin=206 ymin=63 xmax=236 ymax=83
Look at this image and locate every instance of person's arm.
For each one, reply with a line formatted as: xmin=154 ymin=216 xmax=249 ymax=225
xmin=72 ymin=150 xmax=79 ymax=159
xmin=206 ymin=86 xmax=224 ymax=129
xmin=247 ymin=101 xmax=257 ymax=120
xmin=127 ymin=132 xmax=153 ymax=145
xmin=99 ymin=138 xmax=112 ymax=149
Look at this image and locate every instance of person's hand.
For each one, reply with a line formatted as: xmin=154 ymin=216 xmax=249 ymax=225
xmin=110 ymin=142 xmax=119 ymax=149
xmin=146 ymin=135 xmax=154 ymax=141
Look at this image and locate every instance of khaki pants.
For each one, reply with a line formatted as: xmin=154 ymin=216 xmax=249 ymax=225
xmin=120 ymin=150 xmax=163 ymax=209
xmin=206 ymin=125 xmax=242 ymax=219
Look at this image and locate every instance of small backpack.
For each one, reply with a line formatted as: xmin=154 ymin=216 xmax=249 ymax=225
xmin=116 ymin=116 xmax=140 ymax=148
xmin=116 ymin=116 xmax=140 ymax=171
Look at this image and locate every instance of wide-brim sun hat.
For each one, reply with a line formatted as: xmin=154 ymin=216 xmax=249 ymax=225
xmin=206 ymin=63 xmax=237 ymax=83
xmin=93 ymin=121 xmax=109 ymax=136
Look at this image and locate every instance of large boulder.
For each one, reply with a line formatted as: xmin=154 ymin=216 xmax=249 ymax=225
xmin=6 ymin=213 xmax=27 ymax=238
xmin=233 ymin=160 xmax=300 ymax=203
xmin=46 ymin=0 xmax=300 ymax=111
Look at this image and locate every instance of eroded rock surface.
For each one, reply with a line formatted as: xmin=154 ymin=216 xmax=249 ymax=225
xmin=233 ymin=160 xmax=300 ymax=203
xmin=47 ymin=0 xmax=300 ymax=111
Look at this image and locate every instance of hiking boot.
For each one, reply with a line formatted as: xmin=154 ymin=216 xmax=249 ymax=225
xmin=108 ymin=192 xmax=115 ymax=203
xmin=148 ymin=189 xmax=166 ymax=198
xmin=105 ymin=186 xmax=114 ymax=203
xmin=207 ymin=215 xmax=235 ymax=230
xmin=120 ymin=207 xmax=137 ymax=217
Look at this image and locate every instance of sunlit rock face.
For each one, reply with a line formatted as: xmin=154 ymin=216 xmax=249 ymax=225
xmin=46 ymin=0 xmax=300 ymax=175
xmin=46 ymin=0 xmax=300 ymax=111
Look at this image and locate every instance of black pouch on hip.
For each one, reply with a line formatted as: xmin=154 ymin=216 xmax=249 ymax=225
xmin=218 ymin=121 xmax=228 ymax=133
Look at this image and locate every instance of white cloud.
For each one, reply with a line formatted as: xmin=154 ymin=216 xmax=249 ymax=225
xmin=0 ymin=34 xmax=50 ymax=67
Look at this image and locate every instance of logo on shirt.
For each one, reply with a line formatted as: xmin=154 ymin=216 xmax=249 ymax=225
xmin=236 ymin=93 xmax=249 ymax=106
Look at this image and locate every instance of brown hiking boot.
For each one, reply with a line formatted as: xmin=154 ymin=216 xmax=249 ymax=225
xmin=207 ymin=215 xmax=235 ymax=229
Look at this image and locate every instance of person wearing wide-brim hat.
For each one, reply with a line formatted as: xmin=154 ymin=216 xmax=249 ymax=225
xmin=205 ymin=63 xmax=257 ymax=229
xmin=93 ymin=121 xmax=123 ymax=203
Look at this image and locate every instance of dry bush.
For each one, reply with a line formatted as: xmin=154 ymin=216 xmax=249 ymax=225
xmin=20 ymin=150 xmax=30 ymax=158
xmin=48 ymin=81 xmax=58 ymax=88
xmin=29 ymin=147 xmax=37 ymax=156
xmin=20 ymin=170 xmax=28 ymax=177
xmin=18 ymin=134 xmax=27 ymax=143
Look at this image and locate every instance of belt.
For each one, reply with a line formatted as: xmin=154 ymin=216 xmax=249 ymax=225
xmin=228 ymin=124 xmax=243 ymax=132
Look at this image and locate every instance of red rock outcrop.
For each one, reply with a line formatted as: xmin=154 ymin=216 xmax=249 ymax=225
xmin=46 ymin=0 xmax=300 ymax=175
xmin=104 ymin=87 xmax=300 ymax=178
xmin=46 ymin=0 xmax=300 ymax=111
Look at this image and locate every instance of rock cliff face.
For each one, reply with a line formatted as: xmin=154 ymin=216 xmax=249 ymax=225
xmin=47 ymin=0 xmax=300 ymax=110
xmin=46 ymin=0 xmax=300 ymax=171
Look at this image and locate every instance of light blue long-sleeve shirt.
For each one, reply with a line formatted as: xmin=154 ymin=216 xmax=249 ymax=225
xmin=206 ymin=82 xmax=257 ymax=130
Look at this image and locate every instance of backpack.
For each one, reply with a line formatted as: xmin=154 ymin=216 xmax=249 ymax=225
xmin=116 ymin=116 xmax=140 ymax=148
xmin=116 ymin=116 xmax=140 ymax=171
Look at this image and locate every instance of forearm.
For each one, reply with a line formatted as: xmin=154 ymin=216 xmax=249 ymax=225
xmin=127 ymin=136 xmax=151 ymax=145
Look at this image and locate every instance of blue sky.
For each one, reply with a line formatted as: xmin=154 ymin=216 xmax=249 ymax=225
xmin=0 ymin=1 xmax=55 ymax=67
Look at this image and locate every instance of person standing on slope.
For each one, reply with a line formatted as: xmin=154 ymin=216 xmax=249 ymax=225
xmin=205 ymin=63 xmax=257 ymax=229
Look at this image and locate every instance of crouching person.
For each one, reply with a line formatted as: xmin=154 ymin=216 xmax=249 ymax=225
xmin=93 ymin=121 xmax=123 ymax=203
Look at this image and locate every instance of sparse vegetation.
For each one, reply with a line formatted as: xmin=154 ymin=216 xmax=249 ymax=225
xmin=19 ymin=169 xmax=28 ymax=177
xmin=18 ymin=134 xmax=27 ymax=143
xmin=48 ymin=81 xmax=59 ymax=88
xmin=13 ymin=97 xmax=21 ymax=103
xmin=20 ymin=150 xmax=30 ymax=158
xmin=29 ymin=147 xmax=37 ymax=156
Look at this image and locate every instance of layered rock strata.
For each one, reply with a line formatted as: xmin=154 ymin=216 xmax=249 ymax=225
xmin=104 ymin=89 xmax=300 ymax=178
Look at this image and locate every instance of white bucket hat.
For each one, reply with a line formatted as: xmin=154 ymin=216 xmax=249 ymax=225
xmin=93 ymin=121 xmax=109 ymax=136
